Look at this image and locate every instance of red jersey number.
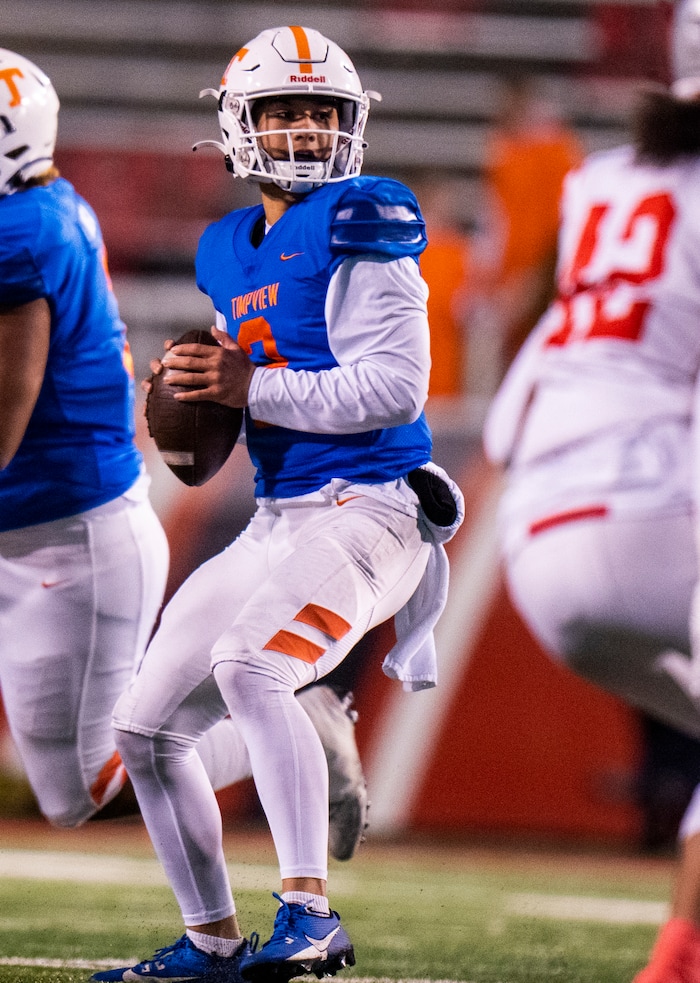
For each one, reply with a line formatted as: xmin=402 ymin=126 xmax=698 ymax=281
xmin=546 ymin=192 xmax=676 ymax=348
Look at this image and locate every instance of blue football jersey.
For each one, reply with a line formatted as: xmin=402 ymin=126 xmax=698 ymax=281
xmin=196 ymin=176 xmax=433 ymax=498
xmin=0 ymin=178 xmax=142 ymax=531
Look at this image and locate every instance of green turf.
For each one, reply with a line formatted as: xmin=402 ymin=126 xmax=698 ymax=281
xmin=0 ymin=837 xmax=675 ymax=983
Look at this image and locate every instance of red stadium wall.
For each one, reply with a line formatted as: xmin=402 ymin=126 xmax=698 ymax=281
xmin=401 ymin=584 xmax=642 ymax=842
xmin=347 ymin=589 xmax=643 ymax=845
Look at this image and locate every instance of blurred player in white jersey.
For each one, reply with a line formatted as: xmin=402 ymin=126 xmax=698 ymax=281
xmin=92 ymin=24 xmax=463 ymax=983
xmin=484 ymin=2 xmax=700 ymax=979
xmin=0 ymin=49 xmax=367 ymax=866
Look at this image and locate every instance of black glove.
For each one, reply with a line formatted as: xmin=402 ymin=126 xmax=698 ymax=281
xmin=407 ymin=466 xmax=459 ymax=527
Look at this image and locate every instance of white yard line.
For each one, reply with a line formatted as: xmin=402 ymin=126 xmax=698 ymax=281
xmin=0 ymin=848 xmax=169 ymax=885
xmin=507 ymin=892 xmax=668 ymax=924
xmin=0 ymin=847 xmax=357 ymax=892
xmin=0 ymin=848 xmax=667 ymax=927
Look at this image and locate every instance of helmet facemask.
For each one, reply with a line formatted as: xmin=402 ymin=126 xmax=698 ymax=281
xmin=225 ymin=91 xmax=369 ymax=193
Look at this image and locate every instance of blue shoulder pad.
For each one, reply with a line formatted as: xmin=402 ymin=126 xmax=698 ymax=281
xmin=330 ymin=178 xmax=427 ymax=259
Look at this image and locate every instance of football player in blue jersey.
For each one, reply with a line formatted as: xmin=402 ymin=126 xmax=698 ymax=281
xmin=0 ymin=48 xmax=172 ymax=829
xmin=93 ymin=25 xmax=463 ymax=983
xmin=0 ymin=47 xmax=371 ymax=861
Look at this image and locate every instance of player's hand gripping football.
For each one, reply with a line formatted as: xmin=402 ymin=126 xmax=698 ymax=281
xmin=143 ymin=326 xmax=254 ymax=408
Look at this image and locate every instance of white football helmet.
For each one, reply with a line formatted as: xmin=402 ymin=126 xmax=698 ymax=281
xmin=0 ymin=49 xmax=59 ymax=196
xmin=672 ymin=0 xmax=700 ymax=100
xmin=194 ymin=26 xmax=380 ymax=194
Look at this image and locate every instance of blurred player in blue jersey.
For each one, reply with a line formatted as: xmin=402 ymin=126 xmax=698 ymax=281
xmin=0 ymin=48 xmax=370 ymax=862
xmin=0 ymin=48 xmax=171 ymax=828
xmin=93 ymin=25 xmax=463 ymax=983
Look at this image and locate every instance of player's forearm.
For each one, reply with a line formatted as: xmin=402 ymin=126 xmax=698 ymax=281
xmin=0 ymin=299 xmax=50 ymax=468
xmin=247 ymin=347 xmax=427 ymax=433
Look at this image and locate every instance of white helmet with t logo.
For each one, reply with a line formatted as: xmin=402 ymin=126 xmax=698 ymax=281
xmin=195 ymin=26 xmax=380 ymax=194
xmin=0 ymin=49 xmax=59 ymax=196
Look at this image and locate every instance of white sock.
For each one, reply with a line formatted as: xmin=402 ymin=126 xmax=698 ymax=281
xmin=281 ymin=891 xmax=330 ymax=915
xmin=186 ymin=929 xmax=245 ymax=957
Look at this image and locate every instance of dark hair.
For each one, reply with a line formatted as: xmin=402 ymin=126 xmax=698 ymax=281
xmin=11 ymin=164 xmax=61 ymax=191
xmin=632 ymin=87 xmax=700 ymax=164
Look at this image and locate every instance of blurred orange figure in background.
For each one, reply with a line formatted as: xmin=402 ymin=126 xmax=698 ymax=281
xmin=479 ymin=75 xmax=584 ymax=368
xmin=412 ymin=178 xmax=473 ymax=398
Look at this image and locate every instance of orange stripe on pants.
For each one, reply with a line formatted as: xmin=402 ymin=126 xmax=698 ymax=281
xmin=90 ymin=750 xmax=126 ymax=806
xmin=264 ymin=629 xmax=325 ymax=664
xmin=294 ymin=603 xmax=351 ymax=641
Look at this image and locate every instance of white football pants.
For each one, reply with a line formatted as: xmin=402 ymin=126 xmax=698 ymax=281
xmin=503 ymin=509 xmax=700 ymax=840
xmin=0 ymin=477 xmax=169 ymax=826
xmin=113 ymin=481 xmax=430 ymax=925
xmin=504 ymin=511 xmax=698 ymax=732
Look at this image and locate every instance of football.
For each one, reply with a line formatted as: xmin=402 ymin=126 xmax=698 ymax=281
xmin=145 ymin=329 xmax=243 ymax=486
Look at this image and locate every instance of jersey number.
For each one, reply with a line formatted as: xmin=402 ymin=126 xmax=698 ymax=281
xmin=546 ymin=192 xmax=675 ymax=348
xmin=238 ymin=316 xmax=288 ymax=367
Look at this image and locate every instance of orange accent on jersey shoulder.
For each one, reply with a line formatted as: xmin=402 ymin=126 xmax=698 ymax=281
xmin=264 ymin=629 xmax=325 ymax=664
xmin=529 ymin=505 xmax=608 ymax=537
xmin=336 ymin=495 xmax=362 ymax=506
xmin=90 ymin=750 xmax=126 ymax=806
xmin=289 ymin=25 xmax=313 ymax=75
xmin=0 ymin=67 xmax=24 ymax=107
xmin=294 ymin=604 xmax=351 ymax=641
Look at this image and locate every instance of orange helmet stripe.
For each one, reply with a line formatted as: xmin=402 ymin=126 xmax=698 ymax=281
xmin=289 ymin=25 xmax=313 ymax=75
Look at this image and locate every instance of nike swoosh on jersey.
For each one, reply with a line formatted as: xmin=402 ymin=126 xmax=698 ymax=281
xmin=280 ymin=251 xmax=304 ymax=260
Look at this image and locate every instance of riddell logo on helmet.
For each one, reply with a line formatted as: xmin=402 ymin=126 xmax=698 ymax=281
xmin=288 ymin=74 xmax=327 ymax=83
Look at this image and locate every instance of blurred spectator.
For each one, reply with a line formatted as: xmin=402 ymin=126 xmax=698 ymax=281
xmin=476 ymin=74 xmax=583 ymax=372
xmin=411 ymin=174 xmax=473 ymax=398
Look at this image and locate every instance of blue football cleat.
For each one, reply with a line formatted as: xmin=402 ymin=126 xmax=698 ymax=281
xmin=240 ymin=894 xmax=355 ymax=982
xmin=89 ymin=933 xmax=252 ymax=981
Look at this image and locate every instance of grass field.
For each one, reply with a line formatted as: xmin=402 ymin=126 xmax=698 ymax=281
xmin=0 ymin=818 xmax=677 ymax=983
